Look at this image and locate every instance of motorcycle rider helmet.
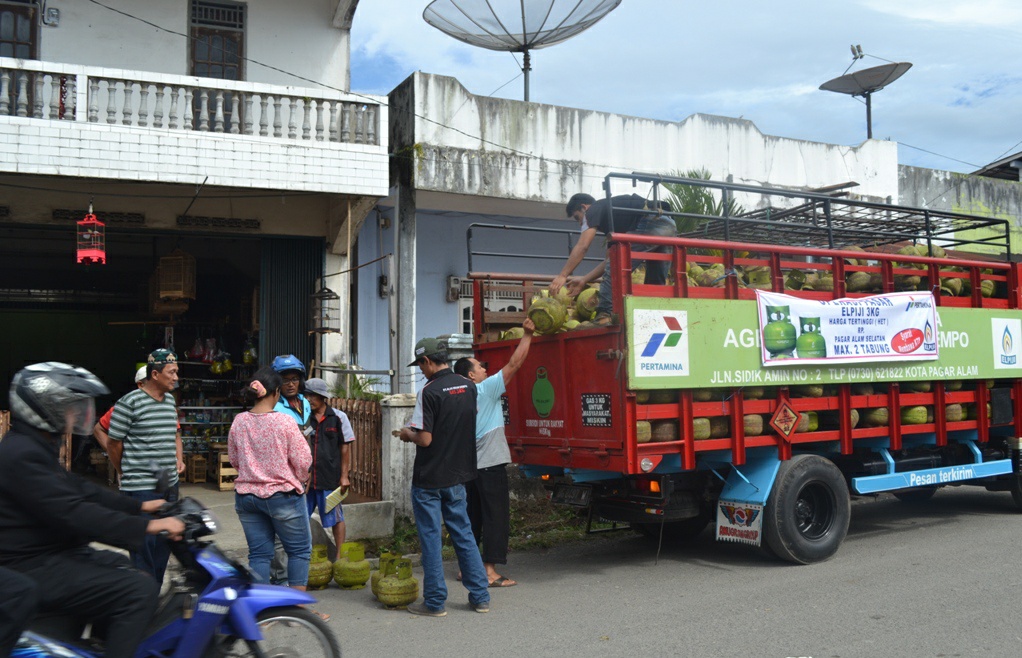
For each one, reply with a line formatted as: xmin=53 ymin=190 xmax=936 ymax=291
xmin=9 ymin=362 xmax=109 ymax=435
xmin=271 ymin=354 xmax=306 ymax=377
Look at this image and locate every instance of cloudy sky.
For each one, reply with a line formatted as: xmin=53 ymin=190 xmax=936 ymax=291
xmin=350 ymin=0 xmax=1022 ymax=174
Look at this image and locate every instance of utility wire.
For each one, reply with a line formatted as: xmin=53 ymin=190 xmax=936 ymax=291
xmin=899 ymin=143 xmax=981 ymax=170
xmin=82 ymin=0 xmax=626 ymax=178
xmin=75 ymin=0 xmax=1008 ymax=210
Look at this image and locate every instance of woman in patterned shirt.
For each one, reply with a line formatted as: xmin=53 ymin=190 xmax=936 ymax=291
xmin=228 ymin=367 xmax=314 ymax=591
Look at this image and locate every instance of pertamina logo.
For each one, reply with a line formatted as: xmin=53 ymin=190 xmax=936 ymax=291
xmin=634 ymin=309 xmax=689 ymax=378
xmin=641 ymin=316 xmax=684 ymax=357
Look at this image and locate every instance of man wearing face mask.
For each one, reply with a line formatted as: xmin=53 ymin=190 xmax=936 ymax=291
xmin=0 ymin=362 xmax=184 ymax=658
xmin=268 ymin=354 xmax=313 ymax=585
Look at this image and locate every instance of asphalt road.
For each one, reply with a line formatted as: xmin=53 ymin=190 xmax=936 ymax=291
xmin=290 ymin=487 xmax=1022 ymax=658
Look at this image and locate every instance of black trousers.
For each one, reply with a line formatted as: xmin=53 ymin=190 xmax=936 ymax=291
xmin=14 ymin=547 xmax=159 ymax=658
xmin=465 ymin=465 xmax=511 ymax=566
xmin=0 ymin=566 xmax=38 ymax=657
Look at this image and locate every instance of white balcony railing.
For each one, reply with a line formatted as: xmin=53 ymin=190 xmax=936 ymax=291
xmin=0 ymin=57 xmax=380 ymax=145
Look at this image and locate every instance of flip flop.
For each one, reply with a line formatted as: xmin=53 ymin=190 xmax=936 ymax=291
xmin=301 ymin=605 xmax=331 ymax=622
xmin=489 ymin=576 xmax=517 ymax=588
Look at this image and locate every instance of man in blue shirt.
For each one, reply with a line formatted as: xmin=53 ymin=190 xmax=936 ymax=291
xmin=453 ymin=319 xmax=535 ymax=587
xmin=268 ymin=354 xmax=312 ymax=585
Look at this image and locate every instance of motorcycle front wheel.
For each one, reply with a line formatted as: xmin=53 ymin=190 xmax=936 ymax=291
xmin=205 ymin=606 xmax=340 ymax=658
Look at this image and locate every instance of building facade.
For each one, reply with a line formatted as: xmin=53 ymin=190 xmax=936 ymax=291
xmin=0 ymin=0 xmax=387 ymax=402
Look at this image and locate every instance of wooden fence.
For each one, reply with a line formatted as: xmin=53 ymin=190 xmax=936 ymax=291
xmin=328 ymin=397 xmax=382 ymax=501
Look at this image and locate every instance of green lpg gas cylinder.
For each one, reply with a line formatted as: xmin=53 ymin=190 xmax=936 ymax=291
xmin=762 ymin=305 xmax=797 ymax=357
xmin=532 ymin=367 xmax=555 ymax=418
xmin=333 ymin=542 xmax=370 ymax=589
xmin=378 ymin=558 xmax=419 ymax=609
xmin=307 ymin=544 xmax=333 ymax=590
xmin=795 ymin=316 xmax=827 ymax=358
xmin=371 ymin=552 xmax=397 ymax=599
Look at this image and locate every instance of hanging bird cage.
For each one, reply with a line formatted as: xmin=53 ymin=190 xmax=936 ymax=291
xmin=159 ymin=249 xmax=196 ymax=300
xmin=310 ymin=286 xmax=341 ymax=334
xmin=76 ymin=210 xmax=106 ymax=265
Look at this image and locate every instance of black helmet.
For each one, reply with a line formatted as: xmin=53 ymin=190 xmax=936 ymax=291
xmin=9 ymin=362 xmax=109 ymax=434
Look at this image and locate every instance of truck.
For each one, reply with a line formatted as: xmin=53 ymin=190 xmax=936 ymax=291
xmin=469 ymin=171 xmax=1022 ymax=564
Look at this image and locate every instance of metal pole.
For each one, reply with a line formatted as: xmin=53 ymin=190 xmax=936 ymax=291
xmin=523 ymin=49 xmax=531 ymax=102
xmin=865 ymin=92 xmax=873 ymax=139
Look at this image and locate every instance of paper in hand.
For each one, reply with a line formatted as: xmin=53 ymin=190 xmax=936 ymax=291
xmin=324 ymin=486 xmax=349 ymax=513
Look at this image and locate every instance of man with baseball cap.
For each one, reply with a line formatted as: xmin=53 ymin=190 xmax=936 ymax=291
xmin=107 ymin=349 xmax=183 ymax=584
xmin=303 ymin=378 xmax=355 ymax=552
xmin=398 ymin=337 xmax=490 ymax=616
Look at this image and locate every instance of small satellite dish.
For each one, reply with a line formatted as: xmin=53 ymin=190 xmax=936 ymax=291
xmin=820 ymin=62 xmax=912 ymax=139
xmin=423 ymin=0 xmax=622 ymax=102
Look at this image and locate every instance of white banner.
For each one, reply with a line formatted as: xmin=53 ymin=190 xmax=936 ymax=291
xmin=755 ymin=290 xmax=940 ymax=366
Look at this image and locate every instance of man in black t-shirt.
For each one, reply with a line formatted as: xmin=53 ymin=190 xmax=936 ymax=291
xmin=550 ymin=192 xmax=675 ymax=325
xmin=398 ymin=338 xmax=491 ymax=617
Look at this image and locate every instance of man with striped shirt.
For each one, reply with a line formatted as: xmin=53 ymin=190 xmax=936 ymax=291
xmin=108 ymin=349 xmax=183 ymax=584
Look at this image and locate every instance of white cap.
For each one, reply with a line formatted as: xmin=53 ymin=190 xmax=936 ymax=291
xmin=135 ymin=366 xmax=148 ymax=383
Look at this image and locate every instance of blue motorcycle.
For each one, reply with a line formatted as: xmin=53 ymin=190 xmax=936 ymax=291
xmin=13 ymin=496 xmax=340 ymax=658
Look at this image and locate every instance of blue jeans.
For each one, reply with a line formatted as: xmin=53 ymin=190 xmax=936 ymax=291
xmin=125 ymin=484 xmax=179 ymax=585
xmin=235 ymin=491 xmax=312 ymax=586
xmin=598 ymin=214 xmax=677 ymax=315
xmin=411 ymin=484 xmax=490 ymax=611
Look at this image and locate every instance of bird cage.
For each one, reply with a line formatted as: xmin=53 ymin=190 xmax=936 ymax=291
xmin=76 ymin=211 xmax=106 ymax=265
xmin=159 ymin=249 xmax=196 ymax=300
xmin=310 ymin=286 xmax=341 ymax=334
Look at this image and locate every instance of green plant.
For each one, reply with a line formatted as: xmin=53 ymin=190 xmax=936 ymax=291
xmin=660 ymin=168 xmax=744 ymax=234
xmin=330 ymin=360 xmax=384 ymax=401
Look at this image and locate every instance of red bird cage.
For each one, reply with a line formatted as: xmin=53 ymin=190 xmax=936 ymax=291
xmin=76 ymin=208 xmax=106 ymax=265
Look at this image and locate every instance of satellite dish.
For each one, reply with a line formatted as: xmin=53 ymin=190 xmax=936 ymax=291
xmin=820 ymin=62 xmax=912 ymax=139
xmin=423 ymin=0 xmax=622 ymax=102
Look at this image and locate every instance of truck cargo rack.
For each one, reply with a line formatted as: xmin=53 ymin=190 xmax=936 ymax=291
xmin=613 ymin=172 xmax=1011 ymax=259
xmin=472 ymin=175 xmax=1022 ymax=477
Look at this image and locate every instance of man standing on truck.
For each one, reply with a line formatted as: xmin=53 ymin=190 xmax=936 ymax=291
xmin=398 ymin=338 xmax=491 ymax=616
xmin=550 ymin=193 xmax=674 ymax=325
xmin=453 ymin=318 xmax=535 ymax=588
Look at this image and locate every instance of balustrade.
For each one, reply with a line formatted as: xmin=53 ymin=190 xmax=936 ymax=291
xmin=0 ymin=59 xmax=380 ymax=146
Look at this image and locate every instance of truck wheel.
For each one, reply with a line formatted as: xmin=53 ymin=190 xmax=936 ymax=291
xmin=892 ymin=487 xmax=937 ymax=503
xmin=1010 ymin=477 xmax=1022 ymax=511
xmin=633 ymin=512 xmax=711 ymax=542
xmin=764 ymin=455 xmax=850 ymax=564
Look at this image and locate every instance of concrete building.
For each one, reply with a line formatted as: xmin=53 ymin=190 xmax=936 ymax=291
xmin=0 ymin=0 xmax=387 ymax=398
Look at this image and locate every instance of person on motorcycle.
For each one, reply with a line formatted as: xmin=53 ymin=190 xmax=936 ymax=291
xmin=0 ymin=362 xmax=185 ymax=658
xmin=0 ymin=566 xmax=38 ymax=657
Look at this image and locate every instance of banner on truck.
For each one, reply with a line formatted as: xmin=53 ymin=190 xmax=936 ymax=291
xmin=756 ymin=290 xmax=939 ymax=366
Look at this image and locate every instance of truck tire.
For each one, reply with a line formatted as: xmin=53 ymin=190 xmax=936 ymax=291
xmin=763 ymin=455 xmax=850 ymax=564
xmin=633 ymin=511 xmax=711 ymax=542
xmin=1010 ymin=477 xmax=1022 ymax=511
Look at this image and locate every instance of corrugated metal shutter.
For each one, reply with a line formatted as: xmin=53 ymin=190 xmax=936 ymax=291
xmin=259 ymin=237 xmax=323 ymax=369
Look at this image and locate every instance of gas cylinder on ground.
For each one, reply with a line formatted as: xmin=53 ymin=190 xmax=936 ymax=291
xmin=307 ymin=544 xmax=333 ymax=590
xmin=333 ymin=542 xmax=370 ymax=589
xmin=371 ymin=552 xmax=398 ymax=598
xmin=378 ymin=558 xmax=419 ymax=609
